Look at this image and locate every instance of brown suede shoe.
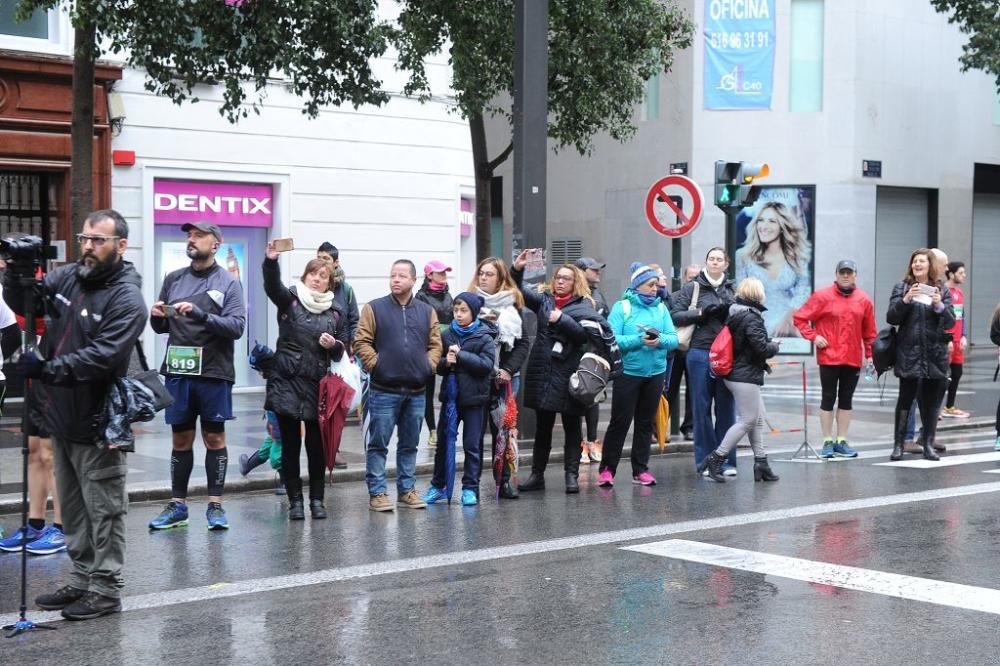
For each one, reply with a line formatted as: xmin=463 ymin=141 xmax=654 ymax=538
xmin=903 ymin=440 xmax=922 ymax=454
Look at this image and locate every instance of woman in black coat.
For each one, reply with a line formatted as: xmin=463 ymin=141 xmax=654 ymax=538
xmin=263 ymin=245 xmax=348 ymax=520
xmin=415 ymin=260 xmax=454 ymax=447
xmin=887 ymin=248 xmax=955 ymax=461
xmin=512 ymin=250 xmax=601 ymax=494
xmin=699 ymin=278 xmax=780 ymax=483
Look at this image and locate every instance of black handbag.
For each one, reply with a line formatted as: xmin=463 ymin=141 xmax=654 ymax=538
xmin=131 ymin=340 xmax=173 ymax=412
xmin=872 ymin=326 xmax=897 ymax=376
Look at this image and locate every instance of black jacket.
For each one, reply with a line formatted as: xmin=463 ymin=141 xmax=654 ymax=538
xmin=669 ymin=272 xmax=737 ymax=350
xmin=886 ymin=282 xmax=955 ymax=379
xmin=437 ymin=321 xmax=497 ymax=408
xmin=725 ymin=298 xmax=779 ymax=386
xmin=514 ymin=268 xmax=599 ymax=416
xmin=262 ymin=258 xmax=347 ymax=421
xmin=415 ymin=280 xmax=454 ymax=326
xmin=6 ymin=261 xmax=148 ymax=444
xmin=991 ymin=305 xmax=1000 ymax=346
xmin=590 ymin=284 xmax=610 ymax=318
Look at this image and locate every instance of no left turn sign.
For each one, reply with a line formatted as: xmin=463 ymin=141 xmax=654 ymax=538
xmin=644 ymin=175 xmax=704 ymax=238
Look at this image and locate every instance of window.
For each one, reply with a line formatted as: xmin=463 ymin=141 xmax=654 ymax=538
xmin=789 ymin=0 xmax=824 ymax=112
xmin=0 ymin=4 xmax=47 ymax=39
xmin=642 ymin=73 xmax=660 ymax=122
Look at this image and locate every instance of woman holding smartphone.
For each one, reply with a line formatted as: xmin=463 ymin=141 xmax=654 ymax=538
xmin=887 ymin=248 xmax=955 ymax=461
xmin=597 ymin=263 xmax=678 ymax=487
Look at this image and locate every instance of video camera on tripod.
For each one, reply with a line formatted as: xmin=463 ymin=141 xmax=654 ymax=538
xmin=0 ymin=235 xmax=57 ymax=279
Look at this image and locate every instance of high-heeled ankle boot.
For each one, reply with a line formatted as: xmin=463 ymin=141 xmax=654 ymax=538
xmin=239 ymin=450 xmax=266 ymax=476
xmin=699 ymin=451 xmax=726 ymax=483
xmin=518 ymin=472 xmax=545 ymax=491
xmin=753 ymin=456 xmax=780 ymax=482
xmin=565 ymin=471 xmax=580 ymax=494
xmin=921 ymin=434 xmax=940 ymax=461
xmin=890 ymin=409 xmax=909 ymax=461
xmin=310 ymin=498 xmax=327 ymax=519
xmin=288 ymin=495 xmax=305 ymax=520
xmin=500 ymin=480 xmax=519 ymax=499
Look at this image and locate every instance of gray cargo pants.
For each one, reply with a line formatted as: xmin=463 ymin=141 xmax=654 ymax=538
xmin=52 ymin=437 xmax=128 ymax=599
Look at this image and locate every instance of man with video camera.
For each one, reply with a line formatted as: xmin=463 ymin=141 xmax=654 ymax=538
xmin=4 ymin=209 xmax=147 ymax=621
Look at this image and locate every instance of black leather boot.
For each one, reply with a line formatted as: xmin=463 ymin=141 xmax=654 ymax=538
xmin=288 ymin=495 xmax=305 ymax=520
xmin=309 ymin=498 xmax=327 ymax=519
xmin=698 ymin=451 xmax=726 ymax=483
xmin=753 ymin=456 xmax=780 ymax=482
xmin=890 ymin=409 xmax=909 ymax=461
xmin=500 ymin=480 xmax=519 ymax=499
xmin=518 ymin=472 xmax=545 ymax=491
xmin=565 ymin=471 xmax=580 ymax=494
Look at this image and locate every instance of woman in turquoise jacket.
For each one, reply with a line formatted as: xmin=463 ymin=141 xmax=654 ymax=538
xmin=597 ymin=263 xmax=678 ymax=487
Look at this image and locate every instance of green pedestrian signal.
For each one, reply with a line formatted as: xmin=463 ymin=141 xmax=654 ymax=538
xmin=715 ymin=160 xmax=769 ymax=210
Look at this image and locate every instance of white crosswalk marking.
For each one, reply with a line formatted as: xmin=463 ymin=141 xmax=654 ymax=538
xmin=874 ymin=451 xmax=1000 ymax=468
xmin=623 ymin=539 xmax=1000 ymax=616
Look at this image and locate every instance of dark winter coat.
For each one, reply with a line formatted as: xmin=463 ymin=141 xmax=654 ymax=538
xmin=437 ymin=321 xmax=497 ymax=408
xmin=669 ymin=272 xmax=737 ymax=350
xmin=590 ymin=284 xmax=610 ymax=318
xmin=415 ymin=280 xmax=454 ymax=326
xmin=725 ymin=298 xmax=779 ymax=386
xmin=514 ymin=268 xmax=600 ymax=416
xmin=5 ymin=260 xmax=148 ymax=445
xmin=886 ymin=282 xmax=955 ymax=380
xmin=262 ymin=258 xmax=347 ymax=421
xmin=991 ymin=305 xmax=1000 ymax=346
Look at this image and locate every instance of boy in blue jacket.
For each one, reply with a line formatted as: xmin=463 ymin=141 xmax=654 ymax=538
xmin=422 ymin=293 xmax=497 ymax=506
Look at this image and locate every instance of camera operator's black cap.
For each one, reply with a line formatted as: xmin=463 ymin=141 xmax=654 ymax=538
xmin=181 ymin=222 xmax=223 ymax=242
xmin=836 ymin=259 xmax=858 ymax=273
xmin=575 ymin=257 xmax=605 ymax=270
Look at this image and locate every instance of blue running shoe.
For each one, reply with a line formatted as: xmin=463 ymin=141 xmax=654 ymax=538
xmin=461 ymin=489 xmax=478 ymax=506
xmin=148 ymin=500 xmax=189 ymax=530
xmin=421 ymin=486 xmax=447 ymax=504
xmin=26 ymin=526 xmax=67 ymax=555
xmin=833 ymin=441 xmax=858 ymax=458
xmin=206 ymin=502 xmax=229 ymax=531
xmin=0 ymin=524 xmax=42 ymax=552
xmin=821 ymin=440 xmax=835 ymax=458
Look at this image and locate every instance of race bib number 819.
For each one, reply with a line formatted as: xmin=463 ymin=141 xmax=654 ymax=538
xmin=166 ymin=345 xmax=203 ymax=376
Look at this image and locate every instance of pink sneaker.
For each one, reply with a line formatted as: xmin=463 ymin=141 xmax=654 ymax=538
xmin=598 ymin=469 xmax=614 ymax=487
xmin=632 ymin=471 xmax=656 ymax=486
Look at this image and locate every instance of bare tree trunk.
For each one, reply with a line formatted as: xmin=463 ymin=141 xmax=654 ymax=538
xmin=469 ymin=112 xmax=514 ymax=263
xmin=70 ymin=18 xmax=96 ymax=234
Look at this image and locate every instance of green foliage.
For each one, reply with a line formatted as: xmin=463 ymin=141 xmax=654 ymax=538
xmin=393 ymin=0 xmax=695 ymax=156
xmin=931 ymin=0 xmax=1000 ymax=89
xmin=14 ymin=0 xmax=392 ymax=121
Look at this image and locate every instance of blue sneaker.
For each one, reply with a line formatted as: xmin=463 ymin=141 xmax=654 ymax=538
xmin=421 ymin=486 xmax=447 ymax=504
xmin=833 ymin=441 xmax=858 ymax=458
xmin=821 ymin=440 xmax=835 ymax=458
xmin=25 ymin=526 xmax=67 ymax=555
xmin=0 ymin=524 xmax=42 ymax=552
xmin=148 ymin=500 xmax=189 ymax=530
xmin=461 ymin=489 xmax=478 ymax=506
xmin=206 ymin=502 xmax=229 ymax=531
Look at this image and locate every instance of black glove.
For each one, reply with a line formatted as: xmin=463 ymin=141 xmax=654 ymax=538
xmin=16 ymin=349 xmax=45 ymax=379
xmin=703 ymin=303 xmax=728 ymax=320
xmin=186 ymin=304 xmax=209 ymax=322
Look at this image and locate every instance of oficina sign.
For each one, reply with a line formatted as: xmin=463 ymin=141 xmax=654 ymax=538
xmin=153 ymin=179 xmax=273 ymax=228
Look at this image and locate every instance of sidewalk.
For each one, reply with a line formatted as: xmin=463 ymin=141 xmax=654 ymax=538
xmin=2 ymin=348 xmax=997 ymax=513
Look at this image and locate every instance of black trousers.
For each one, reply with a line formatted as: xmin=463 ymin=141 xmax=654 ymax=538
xmin=533 ymin=409 xmax=583 ymax=474
xmin=666 ymin=350 xmax=692 ymax=432
xmin=945 ymin=363 xmax=964 ymax=408
xmin=600 ymin=373 xmax=665 ymax=477
xmin=277 ymin=414 xmax=326 ymax=500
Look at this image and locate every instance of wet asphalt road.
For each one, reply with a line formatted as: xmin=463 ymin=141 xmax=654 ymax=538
xmin=3 ymin=426 xmax=1000 ymax=664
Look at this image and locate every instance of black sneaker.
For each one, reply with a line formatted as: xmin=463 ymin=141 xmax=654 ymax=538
xmin=61 ymin=591 xmax=122 ymax=621
xmin=36 ymin=585 xmax=87 ymax=610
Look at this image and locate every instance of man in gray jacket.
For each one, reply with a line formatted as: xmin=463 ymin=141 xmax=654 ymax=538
xmin=148 ymin=222 xmax=246 ymax=531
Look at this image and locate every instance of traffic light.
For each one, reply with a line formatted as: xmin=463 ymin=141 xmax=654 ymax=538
xmin=738 ymin=162 xmax=769 ymax=207
xmin=714 ymin=161 xmax=740 ymax=207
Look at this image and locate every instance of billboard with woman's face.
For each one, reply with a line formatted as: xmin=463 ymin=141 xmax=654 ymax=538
xmin=734 ymin=186 xmax=815 ymax=354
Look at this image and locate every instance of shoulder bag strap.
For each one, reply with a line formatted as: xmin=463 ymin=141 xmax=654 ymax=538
xmin=688 ymin=281 xmax=700 ymax=310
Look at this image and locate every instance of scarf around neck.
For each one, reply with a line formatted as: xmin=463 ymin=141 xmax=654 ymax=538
xmin=554 ymin=293 xmax=574 ymax=309
xmin=702 ymin=269 xmax=725 ymax=289
xmin=476 ymin=287 xmax=523 ymax=349
xmin=294 ymin=281 xmax=335 ymax=314
xmin=451 ymin=318 xmax=481 ymax=338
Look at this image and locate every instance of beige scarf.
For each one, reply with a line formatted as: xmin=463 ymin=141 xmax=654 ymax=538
xmin=294 ymin=281 xmax=335 ymax=314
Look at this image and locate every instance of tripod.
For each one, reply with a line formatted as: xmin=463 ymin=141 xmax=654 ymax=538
xmin=4 ymin=272 xmax=56 ymax=637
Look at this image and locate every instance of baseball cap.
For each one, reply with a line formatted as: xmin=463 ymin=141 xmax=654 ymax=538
xmin=575 ymin=257 xmax=606 ymax=271
xmin=181 ymin=222 xmax=223 ymax=241
xmin=836 ymin=259 xmax=858 ymax=273
xmin=423 ymin=259 xmax=452 ymax=274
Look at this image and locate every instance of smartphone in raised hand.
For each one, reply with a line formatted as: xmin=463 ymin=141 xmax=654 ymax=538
xmin=273 ymin=238 xmax=295 ymax=253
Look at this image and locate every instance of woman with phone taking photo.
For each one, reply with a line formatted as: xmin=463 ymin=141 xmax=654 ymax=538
xmin=596 ymin=263 xmax=678 ymax=488
xmin=887 ymin=248 xmax=955 ymax=461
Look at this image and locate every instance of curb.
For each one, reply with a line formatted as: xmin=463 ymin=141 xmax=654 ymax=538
xmin=0 ymin=442 xmax=696 ymax=515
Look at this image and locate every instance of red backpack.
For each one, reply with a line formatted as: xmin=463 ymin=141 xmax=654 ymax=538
xmin=709 ymin=325 xmax=734 ymax=377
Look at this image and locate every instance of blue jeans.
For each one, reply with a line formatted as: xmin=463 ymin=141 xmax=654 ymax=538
xmin=686 ymin=348 xmax=736 ymax=470
xmin=364 ymin=388 xmax=424 ymax=496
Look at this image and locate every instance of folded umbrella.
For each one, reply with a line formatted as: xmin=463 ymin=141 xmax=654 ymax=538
xmin=441 ymin=374 xmax=459 ymax=502
xmin=318 ymin=372 xmax=355 ymax=480
xmin=655 ymin=395 xmax=670 ymax=453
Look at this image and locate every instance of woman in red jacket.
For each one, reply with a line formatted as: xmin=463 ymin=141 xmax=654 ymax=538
xmin=942 ymin=261 xmax=969 ymax=418
xmin=793 ymin=260 xmax=877 ymax=458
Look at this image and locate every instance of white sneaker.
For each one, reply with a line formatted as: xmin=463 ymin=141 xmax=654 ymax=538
xmin=580 ymin=441 xmax=591 ymax=464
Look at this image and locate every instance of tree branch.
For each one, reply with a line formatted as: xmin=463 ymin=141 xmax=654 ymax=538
xmin=485 ymin=141 xmax=513 ymax=174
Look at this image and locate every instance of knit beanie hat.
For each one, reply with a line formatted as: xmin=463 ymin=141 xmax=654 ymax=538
xmin=629 ymin=262 xmax=659 ymax=291
xmin=454 ymin=291 xmax=485 ymax=319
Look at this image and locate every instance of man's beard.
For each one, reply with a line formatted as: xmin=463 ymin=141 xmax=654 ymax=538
xmin=186 ymin=245 xmax=212 ymax=261
xmin=77 ymin=251 xmax=118 ymax=280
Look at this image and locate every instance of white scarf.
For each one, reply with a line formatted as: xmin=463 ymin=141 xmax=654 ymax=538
xmin=476 ymin=287 xmax=523 ymax=349
xmin=294 ymin=281 xmax=335 ymax=314
xmin=702 ymin=269 xmax=725 ymax=289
